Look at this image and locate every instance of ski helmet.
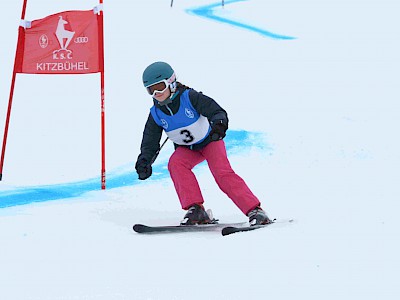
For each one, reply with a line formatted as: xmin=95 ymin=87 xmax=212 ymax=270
xmin=142 ymin=61 xmax=177 ymax=93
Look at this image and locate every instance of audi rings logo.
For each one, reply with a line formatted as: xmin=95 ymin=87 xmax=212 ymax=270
xmin=74 ymin=36 xmax=89 ymax=44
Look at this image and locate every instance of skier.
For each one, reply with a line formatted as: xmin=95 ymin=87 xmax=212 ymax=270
xmin=135 ymin=61 xmax=272 ymax=226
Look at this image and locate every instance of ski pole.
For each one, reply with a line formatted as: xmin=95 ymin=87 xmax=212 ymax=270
xmin=150 ymin=137 xmax=169 ymax=165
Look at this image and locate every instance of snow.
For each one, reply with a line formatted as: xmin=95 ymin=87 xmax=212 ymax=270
xmin=1 ymin=0 xmax=400 ymax=299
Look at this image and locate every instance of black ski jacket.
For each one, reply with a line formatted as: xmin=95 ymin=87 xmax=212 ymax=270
xmin=137 ymin=84 xmax=228 ymax=163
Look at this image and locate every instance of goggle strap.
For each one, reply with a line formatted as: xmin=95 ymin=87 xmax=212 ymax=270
xmin=167 ymin=73 xmax=176 ymax=84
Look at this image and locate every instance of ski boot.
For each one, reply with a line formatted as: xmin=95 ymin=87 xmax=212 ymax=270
xmin=248 ymin=206 xmax=272 ymax=226
xmin=180 ymin=204 xmax=214 ymax=225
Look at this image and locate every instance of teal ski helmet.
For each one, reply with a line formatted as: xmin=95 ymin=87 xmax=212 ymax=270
xmin=142 ymin=61 xmax=177 ymax=93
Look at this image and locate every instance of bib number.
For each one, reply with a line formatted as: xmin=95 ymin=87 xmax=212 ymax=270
xmin=180 ymin=129 xmax=194 ymax=144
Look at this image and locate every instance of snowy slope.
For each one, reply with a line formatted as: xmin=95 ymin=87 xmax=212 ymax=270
xmin=1 ymin=0 xmax=400 ymax=299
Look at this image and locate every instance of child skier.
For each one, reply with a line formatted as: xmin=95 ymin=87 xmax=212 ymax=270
xmin=135 ymin=61 xmax=271 ymax=226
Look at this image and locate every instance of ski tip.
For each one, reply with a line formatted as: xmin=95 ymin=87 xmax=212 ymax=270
xmin=221 ymin=227 xmax=236 ymax=236
xmin=133 ymin=224 xmax=147 ymax=233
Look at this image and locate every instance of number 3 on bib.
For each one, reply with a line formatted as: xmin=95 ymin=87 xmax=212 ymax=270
xmin=180 ymin=129 xmax=194 ymax=144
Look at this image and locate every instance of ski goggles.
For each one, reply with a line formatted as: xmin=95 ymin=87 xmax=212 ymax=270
xmin=145 ymin=73 xmax=176 ymax=97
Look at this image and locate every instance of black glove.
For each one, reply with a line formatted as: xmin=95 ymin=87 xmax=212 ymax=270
xmin=135 ymin=158 xmax=152 ymax=180
xmin=210 ymin=120 xmax=228 ymax=141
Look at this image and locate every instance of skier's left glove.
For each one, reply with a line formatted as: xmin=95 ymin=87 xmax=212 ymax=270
xmin=135 ymin=158 xmax=152 ymax=180
xmin=210 ymin=120 xmax=228 ymax=141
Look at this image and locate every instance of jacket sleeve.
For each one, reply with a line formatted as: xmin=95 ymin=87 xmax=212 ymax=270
xmin=137 ymin=112 xmax=163 ymax=163
xmin=188 ymin=89 xmax=229 ymax=127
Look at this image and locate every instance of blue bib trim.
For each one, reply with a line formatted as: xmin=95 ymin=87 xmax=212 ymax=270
xmin=150 ymin=90 xmax=211 ymax=145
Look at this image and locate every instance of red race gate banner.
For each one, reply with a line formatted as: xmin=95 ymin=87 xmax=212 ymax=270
xmin=16 ymin=9 xmax=102 ymax=74
xmin=1 ymin=2 xmax=106 ymax=189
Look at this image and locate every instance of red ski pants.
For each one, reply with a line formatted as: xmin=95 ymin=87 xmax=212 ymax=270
xmin=167 ymin=140 xmax=260 ymax=215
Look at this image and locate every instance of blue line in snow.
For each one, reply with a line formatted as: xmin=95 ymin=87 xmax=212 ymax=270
xmin=186 ymin=0 xmax=296 ymax=40
xmin=0 ymin=130 xmax=272 ymax=209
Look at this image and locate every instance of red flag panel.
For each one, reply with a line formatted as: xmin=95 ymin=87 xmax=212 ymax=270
xmin=17 ymin=10 xmax=101 ymax=74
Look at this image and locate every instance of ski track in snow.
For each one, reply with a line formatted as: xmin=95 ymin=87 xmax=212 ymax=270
xmin=0 ymin=130 xmax=271 ymax=208
xmin=186 ymin=0 xmax=296 ymax=40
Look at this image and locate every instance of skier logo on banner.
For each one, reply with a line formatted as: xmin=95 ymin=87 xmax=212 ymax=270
xmin=56 ymin=16 xmax=75 ymax=49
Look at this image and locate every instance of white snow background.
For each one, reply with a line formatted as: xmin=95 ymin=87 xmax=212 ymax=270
xmin=0 ymin=0 xmax=399 ymax=299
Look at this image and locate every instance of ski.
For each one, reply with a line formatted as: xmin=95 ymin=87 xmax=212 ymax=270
xmin=133 ymin=222 xmax=247 ymax=234
xmin=133 ymin=219 xmax=293 ymax=235
xmin=221 ymin=219 xmax=294 ymax=236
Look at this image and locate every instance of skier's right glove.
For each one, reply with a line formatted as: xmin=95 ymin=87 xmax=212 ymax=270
xmin=135 ymin=158 xmax=152 ymax=180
